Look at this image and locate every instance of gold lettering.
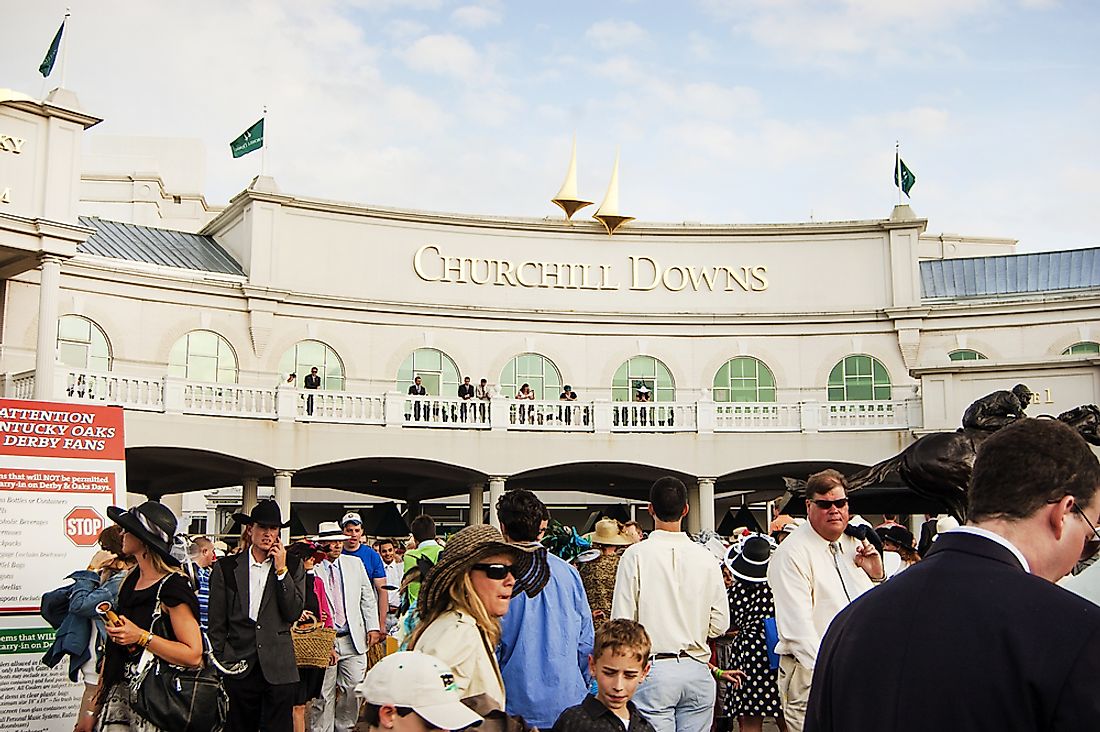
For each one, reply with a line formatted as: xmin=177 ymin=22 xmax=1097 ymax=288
xmin=598 ymin=265 xmax=618 ymax=290
xmin=516 ymin=261 xmax=540 ymax=287
xmin=661 ymin=266 xmax=688 ymax=291
xmin=751 ymin=265 xmax=769 ymax=291
xmin=495 ymin=260 xmax=519 ymax=286
xmin=468 ymin=258 xmax=492 ymax=285
xmin=412 ymin=245 xmax=443 ymax=282
xmin=725 ymin=266 xmax=750 ymax=292
xmin=629 ymin=256 xmax=659 ymax=291
xmin=685 ymin=266 xmax=719 ymax=291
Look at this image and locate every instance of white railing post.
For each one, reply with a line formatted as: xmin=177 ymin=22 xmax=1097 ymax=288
xmin=593 ymin=400 xmax=613 ymax=434
xmin=163 ymin=376 xmax=185 ymax=414
xmin=800 ymin=399 xmax=820 ymax=433
xmin=53 ymin=365 xmax=72 ymax=400
xmin=384 ymin=392 xmax=405 ymax=428
xmin=490 ymin=398 xmax=509 ymax=431
xmin=276 ymin=383 xmax=297 ymax=422
xmin=697 ymin=398 xmax=715 ymax=434
xmin=907 ymin=398 xmax=923 ymax=429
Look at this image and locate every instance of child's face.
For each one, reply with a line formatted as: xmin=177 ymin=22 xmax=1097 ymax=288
xmin=589 ymin=647 xmax=650 ymax=712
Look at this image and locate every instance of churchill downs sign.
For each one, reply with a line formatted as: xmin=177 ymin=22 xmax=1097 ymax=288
xmin=413 ymin=245 xmax=769 ymax=293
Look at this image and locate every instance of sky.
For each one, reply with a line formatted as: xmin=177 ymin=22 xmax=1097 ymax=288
xmin=3 ymin=0 xmax=1099 ymax=251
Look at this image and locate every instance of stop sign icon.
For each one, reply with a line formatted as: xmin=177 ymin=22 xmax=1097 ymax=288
xmin=65 ymin=506 xmax=105 ymax=547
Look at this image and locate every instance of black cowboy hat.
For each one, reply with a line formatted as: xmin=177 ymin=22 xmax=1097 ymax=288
xmin=233 ymin=499 xmax=290 ymax=528
xmin=107 ymin=501 xmax=180 ymax=566
xmin=726 ymin=534 xmax=773 ymax=583
xmin=880 ymin=524 xmax=916 ymax=549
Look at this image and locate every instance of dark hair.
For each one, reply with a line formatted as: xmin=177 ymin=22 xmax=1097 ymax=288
xmin=98 ymin=524 xmax=125 ymax=555
xmin=375 ymin=537 xmax=395 ymax=550
xmin=497 ymin=489 xmax=546 ymax=542
xmin=360 ymin=704 xmax=415 ymax=726
xmin=805 ymin=469 xmax=848 ymax=499
xmin=286 ymin=541 xmax=318 ymax=564
xmin=593 ymin=619 xmax=651 ymax=663
xmin=649 ymin=476 xmax=687 ymax=522
xmin=969 ymin=419 xmax=1100 ymax=522
xmin=409 ymin=515 xmax=436 ymax=543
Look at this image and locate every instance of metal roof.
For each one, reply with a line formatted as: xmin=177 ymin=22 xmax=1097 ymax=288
xmin=78 ymin=216 xmax=244 ymax=276
xmin=920 ymin=248 xmax=1100 ymax=299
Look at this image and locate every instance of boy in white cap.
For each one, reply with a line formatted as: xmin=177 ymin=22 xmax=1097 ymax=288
xmin=355 ymin=651 xmax=482 ymax=731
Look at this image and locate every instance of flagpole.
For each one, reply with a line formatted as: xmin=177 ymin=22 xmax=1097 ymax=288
xmin=59 ymin=8 xmax=71 ymax=89
xmin=895 ymin=140 xmax=902 ymax=206
xmin=261 ymin=105 xmax=268 ymax=177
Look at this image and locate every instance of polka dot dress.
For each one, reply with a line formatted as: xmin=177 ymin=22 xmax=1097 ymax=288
xmin=719 ymin=578 xmax=782 ymax=718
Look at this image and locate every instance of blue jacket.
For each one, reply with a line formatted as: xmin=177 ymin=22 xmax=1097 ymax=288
xmin=41 ymin=569 xmax=128 ymax=682
xmin=498 ymin=551 xmax=594 ymax=728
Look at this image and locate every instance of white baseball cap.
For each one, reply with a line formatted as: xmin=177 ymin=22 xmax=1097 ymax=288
xmin=340 ymin=511 xmax=363 ymax=527
xmin=356 ymin=651 xmax=482 ymax=730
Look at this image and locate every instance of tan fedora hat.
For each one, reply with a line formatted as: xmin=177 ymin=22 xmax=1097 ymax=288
xmin=584 ymin=518 xmax=632 ymax=546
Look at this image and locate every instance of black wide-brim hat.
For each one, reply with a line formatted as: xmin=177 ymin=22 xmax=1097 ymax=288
xmin=727 ymin=534 xmax=773 ymax=583
xmin=107 ymin=501 xmax=180 ymax=566
xmin=233 ymin=499 xmax=290 ymax=528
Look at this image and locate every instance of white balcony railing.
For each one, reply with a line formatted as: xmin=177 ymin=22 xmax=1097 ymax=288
xmin=610 ymin=402 xmax=697 ymax=432
xmin=297 ymin=389 xmax=385 ymax=424
xmin=714 ymin=402 xmax=802 ymax=432
xmin=1 ymin=368 xmax=923 ymax=434
xmin=183 ymin=381 xmax=277 ymax=419
xmin=403 ymin=396 xmax=490 ymax=429
xmin=506 ymin=400 xmax=594 ymax=431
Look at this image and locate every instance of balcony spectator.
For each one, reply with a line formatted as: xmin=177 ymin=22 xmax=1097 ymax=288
xmin=408 ymin=375 xmax=427 ymax=421
xmin=559 ymin=384 xmax=578 ymax=425
xmin=476 ymin=378 xmax=492 ymax=421
xmin=304 ymin=367 xmax=321 ymax=416
xmin=516 ymin=383 xmax=535 ymax=424
xmin=458 ymin=376 xmax=475 ymax=422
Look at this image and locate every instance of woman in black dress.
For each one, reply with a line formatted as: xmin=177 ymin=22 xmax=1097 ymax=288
xmin=721 ymin=535 xmax=786 ymax=732
xmin=96 ymin=501 xmax=203 ymax=732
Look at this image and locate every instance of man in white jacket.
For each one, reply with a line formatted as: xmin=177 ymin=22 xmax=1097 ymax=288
xmin=311 ymin=521 xmax=383 ymax=732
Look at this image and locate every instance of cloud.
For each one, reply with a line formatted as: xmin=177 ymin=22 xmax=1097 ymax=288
xmin=401 ymin=34 xmax=482 ymax=80
xmin=452 ymin=4 xmax=503 ymax=28
xmin=585 ymin=20 xmax=649 ymax=51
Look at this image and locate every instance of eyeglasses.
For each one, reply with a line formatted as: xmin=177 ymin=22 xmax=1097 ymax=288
xmin=810 ymin=498 xmax=849 ymax=510
xmin=1071 ymin=503 xmax=1100 ymax=562
xmin=471 ymin=563 xmax=516 ymax=580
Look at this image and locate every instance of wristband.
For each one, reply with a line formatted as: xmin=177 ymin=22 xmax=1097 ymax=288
xmin=139 ymin=631 xmax=153 ymax=648
xmin=712 ymin=667 xmax=722 ymax=680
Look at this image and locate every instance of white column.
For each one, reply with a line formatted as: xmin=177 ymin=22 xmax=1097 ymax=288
xmin=34 ymin=255 xmax=63 ymax=400
xmin=469 ymin=482 xmax=485 ymax=525
xmin=488 ymin=476 xmax=506 ymax=529
xmin=698 ymin=477 xmax=716 ymax=533
xmin=241 ymin=477 xmax=259 ymax=515
xmin=687 ymin=483 xmax=701 ymax=534
xmin=273 ymin=470 xmax=294 ymax=543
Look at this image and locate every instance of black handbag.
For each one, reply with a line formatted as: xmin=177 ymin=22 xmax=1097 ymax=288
xmin=129 ymin=577 xmax=228 ymax=732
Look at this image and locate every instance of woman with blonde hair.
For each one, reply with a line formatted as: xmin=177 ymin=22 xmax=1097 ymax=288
xmin=408 ymin=524 xmax=548 ymax=711
xmin=94 ymin=501 xmax=203 ymax=731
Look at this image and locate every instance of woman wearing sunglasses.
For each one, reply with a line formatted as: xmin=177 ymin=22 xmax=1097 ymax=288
xmin=408 ymin=524 xmax=549 ymax=711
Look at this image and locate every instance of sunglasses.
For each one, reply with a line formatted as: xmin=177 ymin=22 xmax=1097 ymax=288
xmin=810 ymin=498 xmax=849 ymax=510
xmin=1071 ymin=503 xmax=1100 ymax=562
xmin=471 ymin=563 xmax=516 ymax=580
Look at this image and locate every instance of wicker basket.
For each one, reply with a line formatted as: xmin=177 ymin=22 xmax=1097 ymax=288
xmin=292 ymin=620 xmax=336 ymax=669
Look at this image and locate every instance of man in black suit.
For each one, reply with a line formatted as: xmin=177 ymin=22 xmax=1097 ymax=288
xmin=458 ymin=375 xmax=474 ymax=422
xmin=407 ymin=375 xmax=427 ymax=421
xmin=304 ymin=366 xmax=321 ymax=416
xmin=806 ymin=418 xmax=1100 ymax=732
xmin=209 ymin=500 xmax=305 ymax=732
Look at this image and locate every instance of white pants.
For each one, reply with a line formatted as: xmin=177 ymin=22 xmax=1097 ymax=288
xmin=310 ymin=635 xmax=366 ymax=732
xmin=632 ymin=656 xmax=716 ymax=732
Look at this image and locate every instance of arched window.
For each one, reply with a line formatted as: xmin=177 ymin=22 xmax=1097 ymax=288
xmin=397 ymin=348 xmax=460 ymax=396
xmin=57 ymin=315 xmax=111 ymax=371
xmin=500 ymin=353 xmax=562 ymax=400
xmin=612 ymin=356 xmax=675 ymax=402
xmin=279 ymin=340 xmax=345 ymax=390
xmin=948 ymin=349 xmax=987 ymax=362
xmin=168 ymin=330 xmax=238 ymax=383
xmin=713 ymin=357 xmax=777 ymax=402
xmin=1063 ymin=341 xmax=1100 ymax=356
xmin=827 ymin=355 xmax=891 ymax=401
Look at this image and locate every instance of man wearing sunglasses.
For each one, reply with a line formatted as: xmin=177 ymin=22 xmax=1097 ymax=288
xmin=806 ymin=418 xmax=1100 ymax=732
xmin=766 ymin=469 xmax=884 ymax=732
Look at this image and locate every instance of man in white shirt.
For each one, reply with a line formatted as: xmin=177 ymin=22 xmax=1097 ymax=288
xmin=767 ymin=469 xmax=884 ymax=732
xmin=310 ymin=522 xmax=383 ymax=732
xmin=375 ymin=537 xmax=404 ymax=634
xmin=611 ymin=476 xmax=730 ymax=732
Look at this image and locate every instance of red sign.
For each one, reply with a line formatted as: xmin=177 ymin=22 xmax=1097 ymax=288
xmin=64 ymin=506 xmax=105 ymax=547
xmin=0 ymin=399 xmax=125 ymax=461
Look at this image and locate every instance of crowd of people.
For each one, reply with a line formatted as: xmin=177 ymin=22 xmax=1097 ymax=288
xmin=39 ymin=418 xmax=1100 ymax=732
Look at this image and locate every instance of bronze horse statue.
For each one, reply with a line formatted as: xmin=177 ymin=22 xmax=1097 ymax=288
xmin=842 ymin=405 xmax=1100 ymax=522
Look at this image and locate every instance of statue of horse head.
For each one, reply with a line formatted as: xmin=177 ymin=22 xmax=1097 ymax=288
xmin=1057 ymin=404 xmax=1100 ymax=445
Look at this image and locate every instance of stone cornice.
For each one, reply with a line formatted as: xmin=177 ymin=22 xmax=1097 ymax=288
xmin=910 ymin=356 xmax=1100 ymax=377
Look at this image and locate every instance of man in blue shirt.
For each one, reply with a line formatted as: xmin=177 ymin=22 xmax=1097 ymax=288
xmin=340 ymin=512 xmax=388 ymax=635
xmin=497 ymin=490 xmax=594 ymax=728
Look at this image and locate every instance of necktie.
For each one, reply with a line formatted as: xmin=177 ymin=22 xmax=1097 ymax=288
xmin=328 ymin=561 xmax=347 ymax=629
xmin=830 ymin=542 xmax=852 ymax=602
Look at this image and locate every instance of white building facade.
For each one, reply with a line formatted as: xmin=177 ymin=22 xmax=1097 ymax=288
xmin=3 ymin=88 xmax=1099 ymax=536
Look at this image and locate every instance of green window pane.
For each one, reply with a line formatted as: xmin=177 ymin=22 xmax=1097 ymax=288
xmin=872 ymin=359 xmax=889 ymax=383
xmin=827 ymin=363 xmax=844 ymax=387
xmin=1064 ymin=342 xmax=1100 ymax=355
xmin=58 ymin=315 xmax=90 ymax=341
xmin=846 ymin=378 xmax=873 ymax=401
xmin=298 ymin=340 xmax=324 ymax=365
xmin=612 ymin=364 xmax=629 ymax=389
xmin=631 ymin=356 xmax=656 ymax=378
xmin=419 ymin=348 xmax=442 ymax=371
xmin=715 ymin=361 xmax=730 ymax=386
xmin=420 ymin=373 xmax=441 ymax=394
xmin=58 ymin=342 xmax=88 ymax=369
xmin=188 ymin=331 xmax=218 ymax=357
xmin=874 ymin=384 xmax=892 ymax=400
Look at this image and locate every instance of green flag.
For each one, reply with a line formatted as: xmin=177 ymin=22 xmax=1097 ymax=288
xmin=230 ymin=118 xmax=264 ymax=158
xmin=39 ymin=20 xmax=65 ymax=78
xmin=894 ymin=155 xmax=916 ymax=197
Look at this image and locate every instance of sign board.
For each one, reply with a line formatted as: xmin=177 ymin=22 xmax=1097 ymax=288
xmin=0 ymin=399 xmax=125 ymax=731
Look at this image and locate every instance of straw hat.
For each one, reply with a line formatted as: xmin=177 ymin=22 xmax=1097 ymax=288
xmin=418 ymin=525 xmax=550 ymax=617
xmin=583 ymin=518 xmax=632 ymax=546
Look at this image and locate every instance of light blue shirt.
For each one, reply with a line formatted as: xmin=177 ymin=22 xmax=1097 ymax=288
xmin=497 ymin=551 xmax=594 ymax=728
